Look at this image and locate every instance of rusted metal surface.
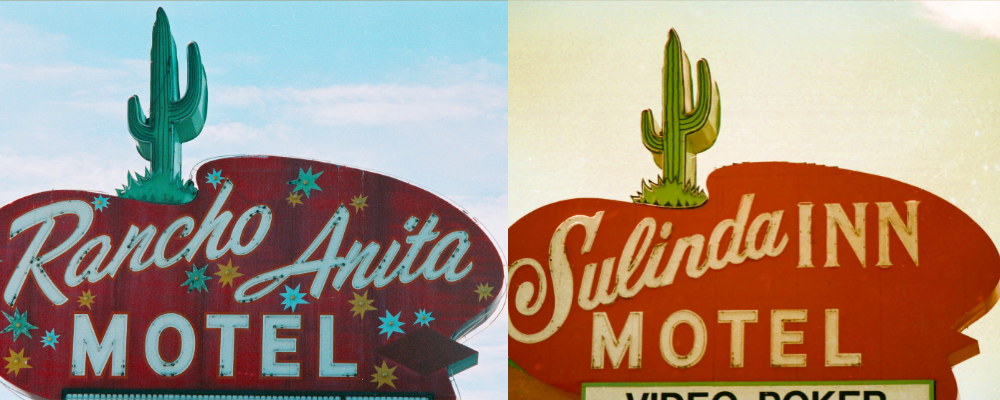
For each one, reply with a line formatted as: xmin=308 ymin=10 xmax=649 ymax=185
xmin=0 ymin=156 xmax=504 ymax=399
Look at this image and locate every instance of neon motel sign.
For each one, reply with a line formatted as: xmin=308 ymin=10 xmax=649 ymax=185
xmin=508 ymin=30 xmax=999 ymax=400
xmin=0 ymin=9 xmax=505 ymax=400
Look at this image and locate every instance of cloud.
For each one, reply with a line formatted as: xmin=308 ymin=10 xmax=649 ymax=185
xmin=0 ymin=16 xmax=507 ymax=206
xmin=52 ymin=100 xmax=121 ymax=116
xmin=211 ymin=58 xmax=506 ymax=127
xmin=0 ymin=62 xmax=127 ymax=83
xmin=195 ymin=59 xmax=507 ymax=198
xmin=0 ymin=148 xmax=140 ymax=205
xmin=213 ymin=85 xmax=267 ymax=108
xmin=0 ymin=20 xmax=67 ymax=58
xmin=917 ymin=1 xmax=1000 ymax=41
xmin=0 ymin=18 xmax=137 ymax=85
xmin=284 ymin=82 xmax=505 ymax=126
xmin=449 ymin=195 xmax=507 ymax=399
xmin=200 ymin=121 xmax=291 ymax=144
xmin=212 ymin=80 xmax=506 ymax=127
xmin=386 ymin=57 xmax=508 ymax=86
xmin=451 ymin=194 xmax=508 ymax=258
xmin=453 ymin=307 xmax=508 ymax=400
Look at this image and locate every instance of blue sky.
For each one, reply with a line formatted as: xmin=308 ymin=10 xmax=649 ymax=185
xmin=0 ymin=2 xmax=506 ymax=399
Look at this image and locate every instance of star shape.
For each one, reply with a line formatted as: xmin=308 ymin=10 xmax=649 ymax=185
xmin=287 ymin=167 xmax=323 ymax=198
xmin=474 ymin=282 xmax=495 ymax=302
xmin=370 ymin=361 xmax=398 ymax=388
xmin=206 ymin=169 xmax=225 ymax=189
xmin=0 ymin=309 xmax=36 ymax=342
xmin=414 ymin=309 xmax=435 ymax=327
xmin=279 ymin=284 xmax=309 ymax=312
xmin=77 ymin=290 xmax=96 ymax=309
xmin=3 ymin=349 xmax=30 ymax=377
xmin=40 ymin=330 xmax=59 ymax=349
xmin=0 ymin=308 xmax=38 ymax=340
xmin=214 ymin=259 xmax=243 ymax=288
xmin=348 ymin=291 xmax=377 ymax=319
xmin=378 ymin=310 xmax=405 ymax=339
xmin=350 ymin=194 xmax=368 ymax=212
xmin=182 ymin=265 xmax=211 ymax=293
xmin=90 ymin=195 xmax=110 ymax=211
xmin=286 ymin=192 xmax=303 ymax=207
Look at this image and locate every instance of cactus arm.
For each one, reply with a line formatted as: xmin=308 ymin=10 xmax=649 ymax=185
xmin=171 ymin=42 xmax=208 ymax=143
xmin=171 ymin=42 xmax=205 ymax=118
xmin=641 ymin=109 xmax=664 ymax=153
xmin=679 ymin=59 xmax=713 ymax=132
xmin=127 ymin=95 xmax=154 ymax=142
xmin=128 ymin=95 xmax=154 ymax=162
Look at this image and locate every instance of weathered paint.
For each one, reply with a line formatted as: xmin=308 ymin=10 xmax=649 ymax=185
xmin=0 ymin=156 xmax=504 ymax=399
xmin=508 ymin=162 xmax=1000 ymax=399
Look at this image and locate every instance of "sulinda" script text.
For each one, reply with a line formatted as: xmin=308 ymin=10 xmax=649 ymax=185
xmin=508 ymin=194 xmax=919 ymax=346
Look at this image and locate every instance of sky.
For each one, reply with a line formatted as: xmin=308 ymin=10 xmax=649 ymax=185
xmin=510 ymin=1 xmax=1000 ymax=399
xmin=0 ymin=2 xmax=507 ymax=400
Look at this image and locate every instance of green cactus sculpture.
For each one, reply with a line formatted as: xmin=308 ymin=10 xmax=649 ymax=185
xmin=632 ymin=29 xmax=720 ymax=208
xmin=117 ymin=8 xmax=207 ymax=204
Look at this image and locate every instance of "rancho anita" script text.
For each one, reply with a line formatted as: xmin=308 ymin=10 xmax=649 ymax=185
xmin=3 ymin=181 xmax=475 ymax=307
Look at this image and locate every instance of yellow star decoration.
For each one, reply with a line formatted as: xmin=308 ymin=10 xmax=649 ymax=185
xmin=77 ymin=290 xmax=96 ymax=309
xmin=4 ymin=348 xmax=30 ymax=376
xmin=215 ymin=259 xmax=244 ymax=288
xmin=474 ymin=282 xmax=494 ymax=302
xmin=286 ymin=192 xmax=303 ymax=207
xmin=350 ymin=194 xmax=368 ymax=212
xmin=371 ymin=361 xmax=398 ymax=388
xmin=348 ymin=291 xmax=377 ymax=319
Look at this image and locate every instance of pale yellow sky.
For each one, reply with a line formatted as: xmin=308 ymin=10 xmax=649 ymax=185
xmin=510 ymin=1 xmax=1000 ymax=397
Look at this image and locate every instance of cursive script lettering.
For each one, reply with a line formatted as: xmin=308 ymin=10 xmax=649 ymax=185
xmin=5 ymin=181 xmax=271 ymax=306
xmin=233 ymin=207 xmax=473 ymax=303
xmin=509 ymin=193 xmax=792 ymax=343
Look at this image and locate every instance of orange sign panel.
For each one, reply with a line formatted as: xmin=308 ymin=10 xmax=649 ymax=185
xmin=508 ymin=162 xmax=1000 ymax=399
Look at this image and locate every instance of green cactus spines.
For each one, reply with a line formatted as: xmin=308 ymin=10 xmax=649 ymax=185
xmin=119 ymin=8 xmax=207 ymax=205
xmin=634 ymin=29 xmax=721 ymax=208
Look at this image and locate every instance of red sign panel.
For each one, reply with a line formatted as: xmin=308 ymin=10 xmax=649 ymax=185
xmin=508 ymin=162 xmax=1000 ymax=399
xmin=0 ymin=156 xmax=504 ymax=399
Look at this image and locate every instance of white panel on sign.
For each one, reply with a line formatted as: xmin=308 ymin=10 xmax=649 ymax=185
xmin=583 ymin=381 xmax=933 ymax=400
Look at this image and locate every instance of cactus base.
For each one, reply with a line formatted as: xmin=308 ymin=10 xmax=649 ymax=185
xmin=116 ymin=169 xmax=197 ymax=205
xmin=631 ymin=176 xmax=707 ymax=208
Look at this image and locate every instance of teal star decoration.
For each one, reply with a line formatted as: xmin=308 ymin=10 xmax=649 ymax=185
xmin=378 ymin=310 xmax=405 ymax=339
xmin=287 ymin=167 xmax=323 ymax=198
xmin=206 ymin=169 xmax=224 ymax=189
xmin=90 ymin=195 xmax=110 ymax=211
xmin=41 ymin=329 xmax=59 ymax=349
xmin=182 ymin=265 xmax=211 ymax=292
xmin=279 ymin=284 xmax=309 ymax=312
xmin=1 ymin=308 xmax=37 ymax=341
xmin=414 ymin=309 xmax=435 ymax=327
